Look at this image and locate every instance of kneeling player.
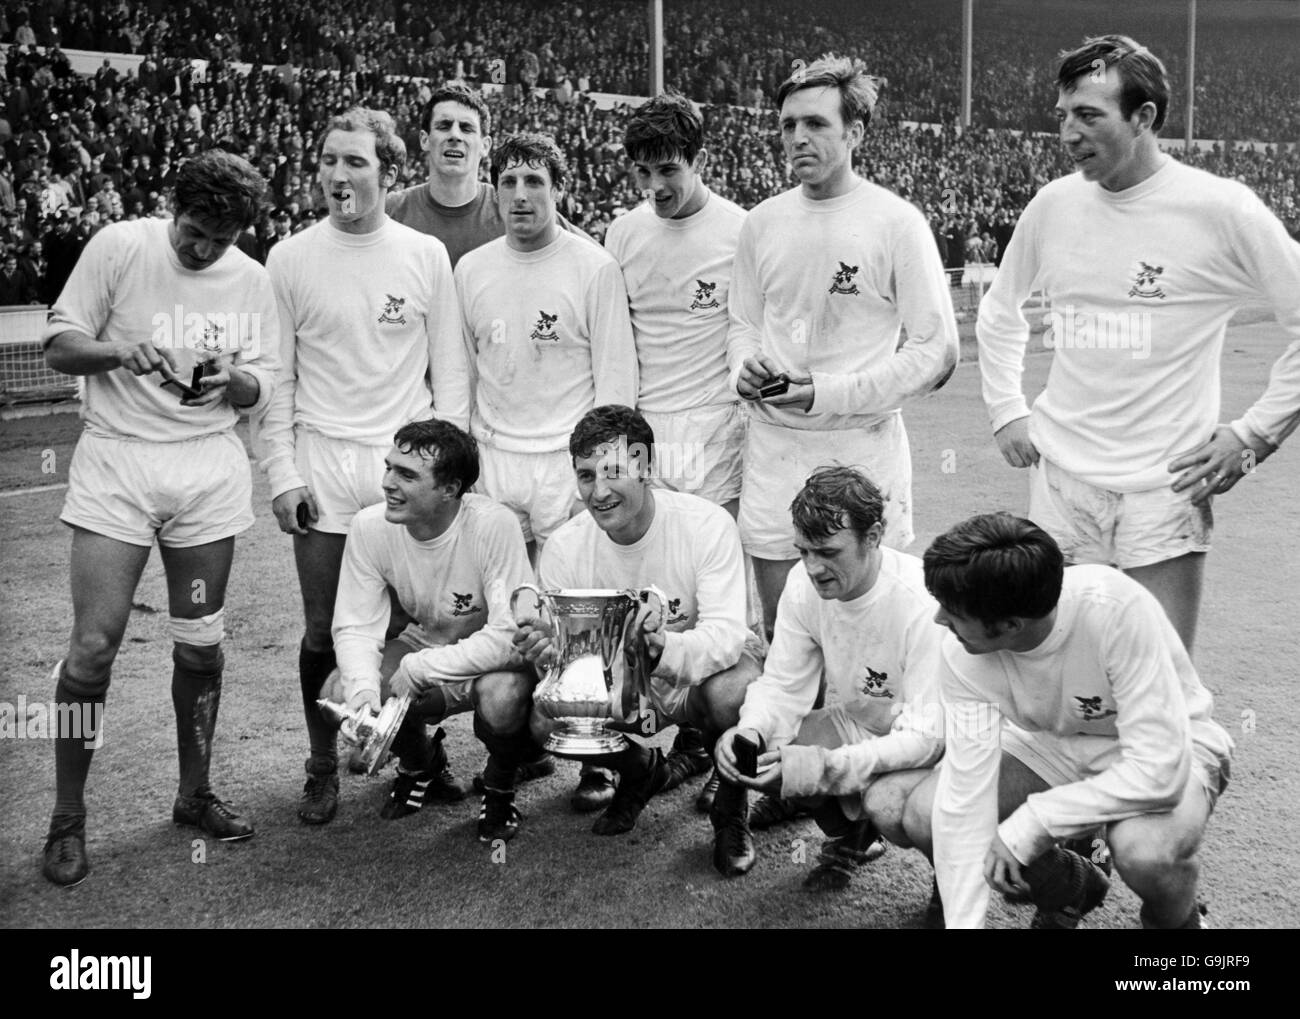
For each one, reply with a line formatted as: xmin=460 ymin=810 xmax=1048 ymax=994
xmin=513 ymin=405 xmax=763 ymax=875
xmin=323 ymin=419 xmax=540 ymax=841
xmin=40 ymin=150 xmax=279 ymax=886
xmin=907 ymin=513 xmax=1233 ymax=929
xmin=716 ymin=467 xmax=943 ymax=890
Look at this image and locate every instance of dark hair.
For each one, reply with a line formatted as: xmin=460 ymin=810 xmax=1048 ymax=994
xmin=923 ymin=513 xmax=1064 ymax=626
xmin=624 ymin=91 xmax=704 ymax=166
xmin=321 ymin=106 xmax=406 ymax=176
xmin=392 ymin=418 xmax=479 ymax=497
xmin=776 ymin=54 xmax=880 ymax=132
xmin=1056 ymin=35 xmax=1170 ymax=132
xmin=568 ymin=405 xmax=655 ymax=467
xmin=423 ymin=81 xmax=491 ymax=137
xmin=790 ymin=465 xmax=884 ymax=543
xmin=490 ymin=132 xmax=567 ymax=189
xmin=171 ymin=149 xmax=266 ymax=229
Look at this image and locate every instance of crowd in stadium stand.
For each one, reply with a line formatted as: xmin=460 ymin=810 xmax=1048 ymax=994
xmin=1 ymin=0 xmax=1298 ymax=302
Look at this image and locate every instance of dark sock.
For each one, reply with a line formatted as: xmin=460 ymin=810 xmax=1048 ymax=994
xmin=670 ymin=724 xmax=707 ymax=755
xmin=1023 ymin=846 xmax=1090 ymax=910
xmin=474 ymin=713 xmax=543 ymax=792
xmin=172 ymin=646 xmax=224 ymax=799
xmin=391 ymin=720 xmax=435 ymax=773
xmin=811 ymin=798 xmax=853 ymax=839
xmin=614 ymin=740 xmax=655 ymax=782
xmin=299 ymin=641 xmax=337 ymax=765
xmin=51 ymin=662 xmax=106 ymax=836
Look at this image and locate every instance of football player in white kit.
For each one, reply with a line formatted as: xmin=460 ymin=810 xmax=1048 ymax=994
xmin=41 ymin=150 xmax=279 ymax=885
xmin=602 ymin=92 xmax=748 ymax=814
xmin=253 ymin=107 xmax=470 ymax=826
xmin=727 ymin=56 xmax=958 ymax=643
xmin=978 ymin=36 xmax=1300 ymax=653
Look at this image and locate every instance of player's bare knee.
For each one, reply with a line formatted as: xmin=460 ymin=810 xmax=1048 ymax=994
xmin=476 ymin=672 xmax=532 ymax=733
xmin=68 ymin=628 xmax=123 ymax=678
xmin=864 ymin=779 xmax=910 ymax=842
xmin=1109 ymin=830 xmax=1185 ymax=885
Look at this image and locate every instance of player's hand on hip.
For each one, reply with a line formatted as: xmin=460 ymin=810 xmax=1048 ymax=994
xmin=115 ymin=338 xmax=180 ymax=377
xmin=993 ymin=417 xmax=1039 ymax=468
xmin=1169 ymin=424 xmax=1270 ymax=506
xmin=984 ymin=835 xmax=1030 ymax=899
xmin=737 ymin=354 xmax=783 ymax=401
xmin=271 ymin=487 xmax=317 ymax=535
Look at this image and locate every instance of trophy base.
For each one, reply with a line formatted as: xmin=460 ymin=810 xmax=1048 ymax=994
xmin=544 ymin=719 xmax=629 ymax=758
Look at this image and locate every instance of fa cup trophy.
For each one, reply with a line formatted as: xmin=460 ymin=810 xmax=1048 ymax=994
xmin=316 ymin=694 xmax=411 ymax=776
xmin=512 ymin=583 xmax=665 ymax=757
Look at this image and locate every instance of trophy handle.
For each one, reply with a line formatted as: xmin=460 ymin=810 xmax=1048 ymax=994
xmin=511 ymin=582 xmax=552 ymax=628
xmin=618 ymin=585 xmax=668 ymax=720
xmin=635 ymin=585 xmax=668 ymax=634
xmin=511 ymin=582 xmax=556 ymax=676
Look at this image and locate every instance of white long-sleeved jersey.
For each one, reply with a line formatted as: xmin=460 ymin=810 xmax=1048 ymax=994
xmin=603 ymin=192 xmax=746 ymax=413
xmin=43 ymin=218 xmax=279 ymax=439
xmin=738 ymin=548 xmax=944 ymax=798
xmin=456 ymin=230 xmax=638 ymax=454
xmin=726 ymin=178 xmax=958 ymax=431
xmin=978 ymin=158 xmax=1300 ymax=491
xmin=332 ymin=496 xmax=533 ymax=707
xmin=253 ymin=217 xmax=470 ymax=500
xmin=932 ymin=564 xmax=1234 ymax=929
xmin=538 ymin=489 xmax=747 ymax=688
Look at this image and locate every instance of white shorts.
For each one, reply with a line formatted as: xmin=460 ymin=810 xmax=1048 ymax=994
xmin=61 ymin=430 xmax=253 ymax=548
xmin=738 ymin=414 xmax=914 ymax=561
xmin=1029 ymin=458 xmax=1212 ymax=570
xmin=1001 ymin=720 xmax=1230 ymax=810
xmin=642 ymin=403 xmax=745 ymax=505
xmin=295 ymin=430 xmax=387 ymax=534
xmin=790 ymin=703 xmax=929 ymax=820
xmin=477 ymin=446 xmax=575 ymax=545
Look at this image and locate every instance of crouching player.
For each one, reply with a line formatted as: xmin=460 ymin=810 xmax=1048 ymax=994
xmin=715 ymin=466 xmax=943 ymax=889
xmin=513 ymin=405 xmax=763 ymax=875
xmin=323 ymin=419 xmax=540 ymax=842
xmin=907 ymin=513 xmax=1233 ymax=929
xmin=40 ymin=150 xmax=279 ymax=885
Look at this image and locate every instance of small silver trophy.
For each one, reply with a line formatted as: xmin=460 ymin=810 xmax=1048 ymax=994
xmin=512 ymin=584 xmax=664 ymax=757
xmin=316 ymin=694 xmax=411 ymax=776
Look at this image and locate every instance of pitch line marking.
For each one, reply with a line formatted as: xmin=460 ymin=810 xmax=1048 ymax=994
xmin=0 ymin=483 xmax=68 ymax=499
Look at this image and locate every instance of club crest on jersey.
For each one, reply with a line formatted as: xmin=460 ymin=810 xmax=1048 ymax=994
xmin=665 ymin=596 xmax=688 ymax=625
xmin=861 ymin=667 xmax=893 ymax=698
xmin=1074 ymin=695 xmax=1117 ymax=721
xmin=378 ymin=294 xmax=407 ymax=324
xmin=689 ymin=280 xmax=719 ymax=310
xmin=828 ymin=261 xmax=860 ymax=295
xmin=530 ymin=310 xmax=559 ymax=342
xmin=200 ymin=320 xmax=225 ymax=353
xmin=451 ymin=593 xmax=481 ymax=617
xmin=1127 ymin=261 xmax=1166 ymax=299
